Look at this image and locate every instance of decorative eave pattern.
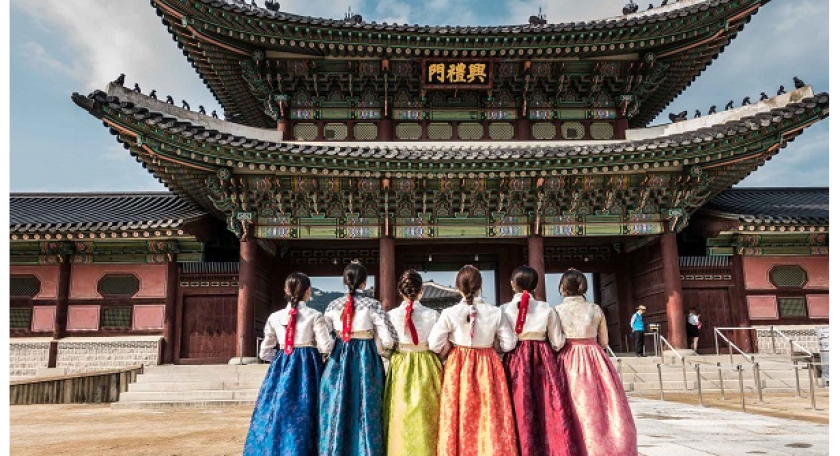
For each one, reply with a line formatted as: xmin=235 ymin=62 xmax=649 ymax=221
xmin=151 ymin=0 xmax=769 ymax=128
xmin=71 ymin=84 xmax=828 ymax=240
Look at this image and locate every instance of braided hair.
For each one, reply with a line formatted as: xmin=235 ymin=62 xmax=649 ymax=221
xmin=284 ymin=272 xmax=311 ymax=309
xmin=456 ymin=265 xmax=482 ymax=324
xmin=340 ymin=261 xmax=368 ymax=342
xmin=510 ymin=265 xmax=538 ymax=334
xmin=398 ymin=270 xmax=423 ymax=302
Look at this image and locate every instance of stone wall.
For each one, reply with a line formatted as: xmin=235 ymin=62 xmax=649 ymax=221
xmin=754 ymin=325 xmax=820 ymax=355
xmin=56 ymin=336 xmax=162 ymax=374
xmin=9 ymin=339 xmax=52 ymax=378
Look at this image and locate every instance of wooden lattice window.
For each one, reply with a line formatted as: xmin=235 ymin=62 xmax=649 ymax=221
xmin=488 ymin=123 xmax=514 ymax=140
xmin=294 ymin=123 xmax=318 ymax=141
xmin=353 ymin=123 xmax=378 ymax=141
xmin=98 ymin=275 xmax=140 ymax=298
xmin=532 ymin=122 xmax=556 ymax=140
xmin=11 ymin=276 xmax=41 ymax=298
xmin=778 ymin=297 xmax=808 ymax=318
xmin=395 ymin=123 xmax=422 ymax=140
xmin=458 ymin=123 xmax=484 ymax=140
xmin=769 ymin=266 xmax=808 ymax=288
xmin=324 ymin=123 xmax=348 ymax=140
xmin=428 ymin=123 xmax=453 ymax=140
xmin=101 ymin=307 xmax=133 ymax=329
xmin=561 ymin=122 xmax=586 ymax=140
xmin=10 ymin=308 xmax=32 ymax=329
xmin=590 ymin=122 xmax=615 ymax=140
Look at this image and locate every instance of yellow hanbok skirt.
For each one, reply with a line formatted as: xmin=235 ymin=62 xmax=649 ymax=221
xmin=383 ymin=350 xmax=443 ymax=456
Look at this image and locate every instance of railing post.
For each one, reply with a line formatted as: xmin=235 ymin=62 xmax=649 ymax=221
xmin=616 ymin=359 xmax=623 ymax=386
xmin=714 ymin=329 xmax=720 ymax=356
xmin=753 ymin=360 xmax=763 ymax=403
xmin=717 ymin=362 xmax=726 ymax=400
xmin=807 ymin=363 xmax=818 ymax=411
xmin=770 ymin=326 xmax=777 ymax=354
xmin=657 ymin=364 xmax=665 ymax=401
xmin=695 ymin=364 xmax=704 ymax=407
xmin=729 ymin=343 xmax=734 ymax=364
xmin=789 ymin=340 xmax=795 ymax=359
xmin=682 ymin=358 xmax=688 ymax=391
xmin=794 ymin=360 xmax=802 ymax=398
xmin=737 ymin=365 xmax=746 ymax=412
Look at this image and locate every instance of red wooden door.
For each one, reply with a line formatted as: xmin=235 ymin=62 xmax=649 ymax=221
xmin=598 ymin=273 xmax=622 ymax=352
xmin=181 ymin=295 xmax=237 ymax=362
xmin=682 ymin=288 xmax=732 ymax=353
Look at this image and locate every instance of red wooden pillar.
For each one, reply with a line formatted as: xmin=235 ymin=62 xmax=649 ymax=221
xmin=498 ymin=245 xmax=515 ymax=305
xmin=49 ymin=255 xmax=72 ymax=368
xmin=730 ymin=251 xmax=754 ymax=352
xmin=661 ymin=232 xmax=687 ymax=349
xmin=378 ymin=119 xmax=394 ymax=142
xmin=379 ymin=236 xmax=397 ymax=310
xmin=237 ymin=237 xmax=259 ymax=358
xmin=528 ymin=236 xmax=547 ymax=301
xmin=278 ymin=118 xmax=292 ymax=141
xmin=162 ymin=258 xmax=178 ymax=364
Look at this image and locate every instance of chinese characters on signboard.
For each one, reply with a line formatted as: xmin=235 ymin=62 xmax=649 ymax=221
xmin=422 ymin=60 xmax=493 ymax=89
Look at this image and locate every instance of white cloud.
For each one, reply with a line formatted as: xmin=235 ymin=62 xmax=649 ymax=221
xmin=20 ymin=41 xmax=77 ymax=79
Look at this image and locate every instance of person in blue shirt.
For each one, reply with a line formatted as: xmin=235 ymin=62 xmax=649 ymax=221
xmin=630 ymin=306 xmax=646 ymax=357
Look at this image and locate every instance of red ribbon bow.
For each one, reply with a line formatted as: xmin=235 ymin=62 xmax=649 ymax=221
xmin=341 ymin=295 xmax=354 ymax=342
xmin=284 ymin=306 xmax=298 ymax=355
xmin=405 ymin=300 xmax=419 ymax=345
xmin=515 ymin=290 xmax=530 ymax=334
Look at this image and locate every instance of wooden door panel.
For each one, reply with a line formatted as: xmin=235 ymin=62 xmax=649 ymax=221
xmin=682 ymin=288 xmax=731 ymax=353
xmin=598 ymin=273 xmax=622 ymax=352
xmin=181 ymin=295 xmax=237 ymax=360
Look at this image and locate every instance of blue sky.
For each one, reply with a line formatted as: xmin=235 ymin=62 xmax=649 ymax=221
xmin=10 ymin=0 xmax=829 ymax=192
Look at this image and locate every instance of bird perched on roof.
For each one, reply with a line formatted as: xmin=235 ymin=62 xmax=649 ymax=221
xmin=113 ymin=73 xmax=125 ymax=86
xmin=759 ymin=92 xmax=768 ymax=101
xmin=212 ymin=110 xmax=219 ymax=119
xmin=724 ymin=100 xmax=734 ymax=110
xmin=708 ymin=105 xmax=717 ymax=115
xmin=149 ymin=90 xmax=157 ymax=100
xmin=623 ymin=1 xmax=639 ymax=14
xmin=793 ymin=76 xmax=806 ymax=89
xmin=199 ymin=105 xmax=206 ymax=115
xmin=777 ymin=85 xmax=786 ymax=96
xmin=133 ymin=83 xmax=142 ymax=93
xmin=166 ymin=95 xmax=174 ymax=105
xmin=661 ymin=0 xmax=668 ymax=6
xmin=648 ymin=3 xmax=654 ymax=9
xmin=265 ymin=0 xmax=280 ymax=12
xmin=694 ymin=109 xmax=702 ymax=119
xmin=742 ymin=96 xmax=751 ymax=106
xmin=182 ymin=100 xmax=191 ymax=110
xmin=668 ymin=111 xmax=687 ymax=123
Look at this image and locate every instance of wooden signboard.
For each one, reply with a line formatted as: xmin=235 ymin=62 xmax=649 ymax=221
xmin=422 ymin=60 xmax=494 ymax=90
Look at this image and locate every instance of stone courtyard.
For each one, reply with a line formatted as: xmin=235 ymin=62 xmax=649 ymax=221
xmin=9 ymin=397 xmax=829 ymax=456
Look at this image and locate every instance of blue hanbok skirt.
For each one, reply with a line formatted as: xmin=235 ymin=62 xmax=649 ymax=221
xmin=318 ymin=338 xmax=386 ymax=456
xmin=243 ymin=347 xmax=323 ymax=456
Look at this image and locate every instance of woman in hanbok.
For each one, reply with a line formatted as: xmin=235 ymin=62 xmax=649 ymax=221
xmin=383 ymin=270 xmax=443 ymax=456
xmin=428 ymin=265 xmax=518 ymax=456
xmin=244 ymin=272 xmax=333 ymax=456
xmin=319 ymin=261 xmax=399 ymax=456
xmin=554 ymin=269 xmax=638 ymax=456
xmin=500 ymin=265 xmax=578 ymax=456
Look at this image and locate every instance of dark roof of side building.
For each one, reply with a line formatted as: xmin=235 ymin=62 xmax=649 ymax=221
xmin=702 ymin=187 xmax=828 ymax=225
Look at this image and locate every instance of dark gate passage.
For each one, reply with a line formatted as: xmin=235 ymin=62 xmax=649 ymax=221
xmin=180 ymin=295 xmax=238 ymax=362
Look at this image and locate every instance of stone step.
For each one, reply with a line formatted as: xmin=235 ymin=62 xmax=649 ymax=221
xmin=136 ymin=373 xmax=267 ymax=383
xmin=111 ymin=400 xmax=256 ymax=410
xmin=628 ymin=378 xmax=796 ymax=392
xmin=119 ymin=390 xmax=260 ymax=402
xmin=128 ymin=380 xmax=265 ymax=392
xmin=144 ymin=364 xmax=269 ymax=374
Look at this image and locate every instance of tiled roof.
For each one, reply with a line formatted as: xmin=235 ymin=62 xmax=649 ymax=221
xmin=420 ymin=281 xmax=461 ymax=301
xmin=703 ymin=188 xmax=828 ymax=226
xmin=10 ymin=192 xmax=209 ymax=234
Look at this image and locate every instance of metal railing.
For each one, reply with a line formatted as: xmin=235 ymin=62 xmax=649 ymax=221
xmin=657 ymin=335 xmax=688 ymax=390
xmin=605 ymin=345 xmax=623 ymax=385
xmin=714 ymin=326 xmax=813 ymax=359
xmin=713 ymin=327 xmax=756 ymax=365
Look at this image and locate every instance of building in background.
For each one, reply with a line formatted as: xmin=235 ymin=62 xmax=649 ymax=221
xmin=9 ymin=0 xmax=829 ymax=375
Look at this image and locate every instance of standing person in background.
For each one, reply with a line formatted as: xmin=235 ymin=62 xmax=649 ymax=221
xmin=686 ymin=308 xmax=701 ymax=353
xmin=319 ymin=261 xmax=399 ymax=456
xmin=500 ymin=266 xmax=578 ymax=456
xmin=630 ymin=305 xmax=646 ymax=357
xmin=555 ymin=269 xmax=637 ymax=456
xmin=383 ymin=270 xmax=443 ymax=456
xmin=428 ymin=265 xmax=519 ymax=456
xmin=244 ymin=272 xmax=333 ymax=456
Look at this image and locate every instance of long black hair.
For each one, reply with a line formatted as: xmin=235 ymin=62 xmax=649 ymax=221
xmin=284 ymin=272 xmax=311 ymax=310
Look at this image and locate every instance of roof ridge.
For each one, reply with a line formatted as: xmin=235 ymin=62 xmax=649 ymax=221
xmin=10 ymin=191 xmax=179 ymax=197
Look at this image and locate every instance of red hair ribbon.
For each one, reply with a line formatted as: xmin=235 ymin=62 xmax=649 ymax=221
xmin=341 ymin=294 xmax=354 ymax=342
xmin=284 ymin=306 xmax=297 ymax=355
xmin=468 ymin=305 xmax=477 ymax=341
xmin=405 ymin=300 xmax=419 ymax=345
xmin=514 ymin=290 xmax=530 ymax=334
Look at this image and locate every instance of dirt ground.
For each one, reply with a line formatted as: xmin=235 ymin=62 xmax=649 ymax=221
xmin=10 ymin=404 xmax=252 ymax=456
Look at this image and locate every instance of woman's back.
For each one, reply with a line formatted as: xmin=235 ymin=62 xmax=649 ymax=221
xmin=554 ymin=295 xmax=608 ymax=347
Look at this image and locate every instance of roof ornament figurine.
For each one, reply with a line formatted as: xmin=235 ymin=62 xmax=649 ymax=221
xmin=724 ymin=100 xmax=734 ymax=110
xmin=343 ymin=7 xmax=364 ymax=25
xmin=778 ymin=85 xmax=786 ymax=95
xmin=149 ymin=90 xmax=157 ymax=100
xmin=742 ymin=96 xmax=751 ymax=106
xmin=199 ymin=105 xmax=206 ymax=115
xmin=760 ymin=92 xmax=768 ymax=101
xmin=660 ymin=0 xmax=668 ymax=6
xmin=708 ymin=105 xmax=717 ymax=115
xmin=212 ymin=110 xmax=219 ymax=119
xmin=694 ymin=109 xmax=702 ymax=118
xmin=668 ymin=111 xmax=687 ymax=123
xmin=250 ymin=0 xmax=258 ymax=9
xmin=133 ymin=83 xmax=142 ymax=93
xmin=264 ymin=0 xmax=279 ymax=12
xmin=529 ymin=8 xmax=547 ymax=25
xmin=647 ymin=3 xmax=654 ymax=9
xmin=182 ymin=100 xmax=190 ymax=110
xmin=623 ymin=1 xmax=639 ymax=15
xmin=794 ymin=76 xmax=806 ymax=89
xmin=166 ymin=95 xmax=174 ymax=105
xmin=113 ymin=73 xmax=125 ymax=86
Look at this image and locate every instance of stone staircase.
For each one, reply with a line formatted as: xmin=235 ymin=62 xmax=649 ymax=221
xmin=112 ymin=354 xmax=810 ymax=409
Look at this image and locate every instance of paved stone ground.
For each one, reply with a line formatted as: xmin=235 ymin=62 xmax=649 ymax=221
xmin=10 ymin=398 xmax=829 ymax=455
